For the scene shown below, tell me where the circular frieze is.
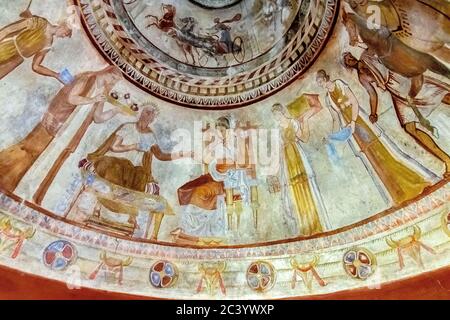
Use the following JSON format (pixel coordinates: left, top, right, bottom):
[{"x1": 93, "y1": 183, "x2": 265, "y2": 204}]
[{"x1": 76, "y1": 0, "x2": 339, "y2": 109}]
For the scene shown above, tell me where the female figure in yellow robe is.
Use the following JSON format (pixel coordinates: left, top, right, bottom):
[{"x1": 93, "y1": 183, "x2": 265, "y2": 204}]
[
  {"x1": 0, "y1": 13, "x2": 72, "y2": 82},
  {"x1": 316, "y1": 70, "x2": 430, "y2": 205},
  {"x1": 272, "y1": 104, "x2": 328, "y2": 236}
]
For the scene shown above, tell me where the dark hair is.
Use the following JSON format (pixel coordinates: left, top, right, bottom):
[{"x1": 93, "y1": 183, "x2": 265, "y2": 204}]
[
  {"x1": 271, "y1": 103, "x2": 284, "y2": 114},
  {"x1": 215, "y1": 116, "x2": 231, "y2": 129},
  {"x1": 316, "y1": 69, "x2": 330, "y2": 81},
  {"x1": 342, "y1": 52, "x2": 357, "y2": 69}
]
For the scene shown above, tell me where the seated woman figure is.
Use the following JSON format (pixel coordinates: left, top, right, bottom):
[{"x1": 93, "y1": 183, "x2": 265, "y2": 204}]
[{"x1": 176, "y1": 117, "x2": 238, "y2": 241}]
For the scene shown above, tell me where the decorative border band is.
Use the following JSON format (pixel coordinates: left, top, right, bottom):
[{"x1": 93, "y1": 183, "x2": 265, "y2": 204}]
[
  {"x1": 76, "y1": 0, "x2": 340, "y2": 109},
  {"x1": 0, "y1": 182, "x2": 447, "y2": 260}
]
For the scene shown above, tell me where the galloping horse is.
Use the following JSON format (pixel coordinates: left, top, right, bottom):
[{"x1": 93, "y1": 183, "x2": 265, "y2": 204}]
[
  {"x1": 146, "y1": 4, "x2": 199, "y2": 64},
  {"x1": 342, "y1": 8, "x2": 450, "y2": 101},
  {"x1": 343, "y1": 6, "x2": 450, "y2": 177},
  {"x1": 344, "y1": 0, "x2": 450, "y2": 63},
  {"x1": 146, "y1": 5, "x2": 243, "y2": 66}
]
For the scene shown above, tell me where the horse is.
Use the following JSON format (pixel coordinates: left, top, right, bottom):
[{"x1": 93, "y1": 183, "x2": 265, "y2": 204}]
[
  {"x1": 146, "y1": 5, "x2": 199, "y2": 65},
  {"x1": 342, "y1": 9, "x2": 450, "y2": 101},
  {"x1": 344, "y1": 0, "x2": 450, "y2": 63}
]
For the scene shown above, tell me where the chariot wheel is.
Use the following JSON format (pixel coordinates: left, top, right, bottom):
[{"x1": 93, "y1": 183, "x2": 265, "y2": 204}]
[{"x1": 232, "y1": 36, "x2": 245, "y2": 64}]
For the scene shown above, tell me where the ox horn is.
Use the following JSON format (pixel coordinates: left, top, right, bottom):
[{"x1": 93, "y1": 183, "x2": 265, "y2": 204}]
[
  {"x1": 24, "y1": 227, "x2": 35, "y2": 239},
  {"x1": 100, "y1": 251, "x2": 106, "y2": 261},
  {"x1": 218, "y1": 261, "x2": 226, "y2": 272},
  {"x1": 0, "y1": 217, "x2": 10, "y2": 228},
  {"x1": 290, "y1": 257, "x2": 298, "y2": 268},
  {"x1": 386, "y1": 237, "x2": 398, "y2": 249},
  {"x1": 122, "y1": 257, "x2": 133, "y2": 267},
  {"x1": 311, "y1": 255, "x2": 319, "y2": 267},
  {"x1": 412, "y1": 226, "x2": 422, "y2": 240}
]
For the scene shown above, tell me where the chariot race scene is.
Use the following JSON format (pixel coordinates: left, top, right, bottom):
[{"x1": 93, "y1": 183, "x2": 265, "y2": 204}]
[{"x1": 126, "y1": 0, "x2": 300, "y2": 67}]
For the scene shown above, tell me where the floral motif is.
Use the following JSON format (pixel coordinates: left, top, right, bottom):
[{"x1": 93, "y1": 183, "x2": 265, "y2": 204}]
[
  {"x1": 43, "y1": 240, "x2": 77, "y2": 271},
  {"x1": 150, "y1": 260, "x2": 178, "y2": 288},
  {"x1": 343, "y1": 248, "x2": 376, "y2": 280},
  {"x1": 247, "y1": 261, "x2": 276, "y2": 292}
]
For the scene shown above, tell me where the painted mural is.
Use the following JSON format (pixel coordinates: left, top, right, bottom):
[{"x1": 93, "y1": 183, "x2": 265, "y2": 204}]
[{"x1": 0, "y1": 0, "x2": 448, "y2": 299}]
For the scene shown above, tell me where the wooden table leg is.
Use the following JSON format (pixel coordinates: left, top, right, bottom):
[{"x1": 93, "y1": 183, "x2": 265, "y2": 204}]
[
  {"x1": 225, "y1": 189, "x2": 234, "y2": 230},
  {"x1": 150, "y1": 212, "x2": 164, "y2": 241},
  {"x1": 251, "y1": 186, "x2": 259, "y2": 229}
]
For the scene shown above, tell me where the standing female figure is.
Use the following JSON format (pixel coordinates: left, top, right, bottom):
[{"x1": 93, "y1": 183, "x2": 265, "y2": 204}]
[{"x1": 272, "y1": 104, "x2": 327, "y2": 236}]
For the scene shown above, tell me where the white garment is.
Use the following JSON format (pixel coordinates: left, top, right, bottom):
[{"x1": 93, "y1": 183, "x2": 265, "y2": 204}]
[
  {"x1": 180, "y1": 201, "x2": 227, "y2": 238},
  {"x1": 179, "y1": 141, "x2": 238, "y2": 238},
  {"x1": 106, "y1": 123, "x2": 156, "y2": 166}
]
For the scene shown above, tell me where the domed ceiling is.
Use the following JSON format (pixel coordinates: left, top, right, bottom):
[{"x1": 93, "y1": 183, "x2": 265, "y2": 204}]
[
  {"x1": 79, "y1": 0, "x2": 338, "y2": 108},
  {"x1": 0, "y1": 0, "x2": 449, "y2": 299}
]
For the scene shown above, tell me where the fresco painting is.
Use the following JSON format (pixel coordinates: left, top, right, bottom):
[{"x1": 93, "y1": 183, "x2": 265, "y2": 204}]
[{"x1": 0, "y1": 0, "x2": 448, "y2": 299}]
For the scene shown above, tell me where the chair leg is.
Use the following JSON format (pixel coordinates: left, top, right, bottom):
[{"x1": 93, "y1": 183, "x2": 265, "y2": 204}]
[
  {"x1": 235, "y1": 201, "x2": 243, "y2": 230},
  {"x1": 150, "y1": 213, "x2": 164, "y2": 241},
  {"x1": 252, "y1": 206, "x2": 258, "y2": 230},
  {"x1": 128, "y1": 214, "x2": 137, "y2": 227},
  {"x1": 225, "y1": 189, "x2": 234, "y2": 230},
  {"x1": 144, "y1": 213, "x2": 154, "y2": 239},
  {"x1": 93, "y1": 202, "x2": 101, "y2": 218},
  {"x1": 227, "y1": 207, "x2": 234, "y2": 231},
  {"x1": 251, "y1": 186, "x2": 259, "y2": 229}
]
